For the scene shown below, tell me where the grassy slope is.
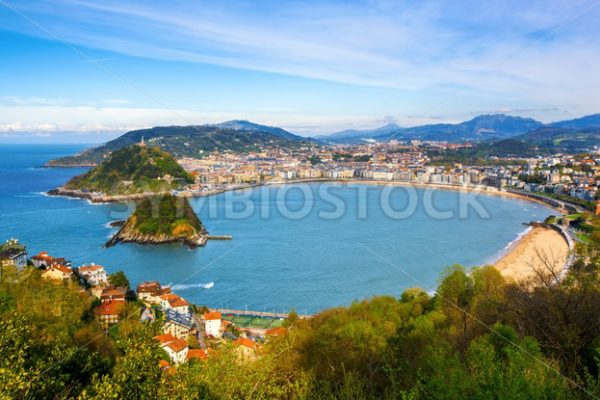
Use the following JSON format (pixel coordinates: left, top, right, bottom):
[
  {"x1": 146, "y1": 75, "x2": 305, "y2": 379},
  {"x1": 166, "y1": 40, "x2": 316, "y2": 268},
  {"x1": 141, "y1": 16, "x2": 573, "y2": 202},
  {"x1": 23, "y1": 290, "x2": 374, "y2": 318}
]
[
  {"x1": 131, "y1": 194, "x2": 204, "y2": 237},
  {"x1": 50, "y1": 125, "x2": 312, "y2": 166},
  {"x1": 64, "y1": 145, "x2": 194, "y2": 195}
]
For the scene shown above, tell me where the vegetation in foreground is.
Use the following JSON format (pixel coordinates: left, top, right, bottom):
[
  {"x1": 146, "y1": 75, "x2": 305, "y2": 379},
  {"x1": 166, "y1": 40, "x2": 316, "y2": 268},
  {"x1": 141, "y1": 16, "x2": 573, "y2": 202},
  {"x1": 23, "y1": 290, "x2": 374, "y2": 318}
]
[
  {"x1": 64, "y1": 145, "x2": 194, "y2": 195},
  {"x1": 4, "y1": 224, "x2": 600, "y2": 399}
]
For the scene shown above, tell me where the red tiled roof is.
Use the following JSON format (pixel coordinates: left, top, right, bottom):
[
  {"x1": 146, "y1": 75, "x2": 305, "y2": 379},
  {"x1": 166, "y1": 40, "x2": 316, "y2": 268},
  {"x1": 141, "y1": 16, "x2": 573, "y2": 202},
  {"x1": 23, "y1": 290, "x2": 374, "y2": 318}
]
[
  {"x1": 101, "y1": 287, "x2": 126, "y2": 298},
  {"x1": 155, "y1": 333, "x2": 177, "y2": 344},
  {"x1": 186, "y1": 349, "x2": 207, "y2": 360},
  {"x1": 234, "y1": 337, "x2": 256, "y2": 349},
  {"x1": 154, "y1": 333, "x2": 188, "y2": 353},
  {"x1": 51, "y1": 264, "x2": 72, "y2": 274},
  {"x1": 160, "y1": 293, "x2": 189, "y2": 308},
  {"x1": 169, "y1": 297, "x2": 189, "y2": 308},
  {"x1": 79, "y1": 265, "x2": 104, "y2": 272},
  {"x1": 32, "y1": 252, "x2": 66, "y2": 265},
  {"x1": 203, "y1": 311, "x2": 221, "y2": 321},
  {"x1": 94, "y1": 300, "x2": 124, "y2": 316},
  {"x1": 137, "y1": 281, "x2": 160, "y2": 293},
  {"x1": 159, "y1": 293, "x2": 179, "y2": 301},
  {"x1": 265, "y1": 327, "x2": 287, "y2": 337}
]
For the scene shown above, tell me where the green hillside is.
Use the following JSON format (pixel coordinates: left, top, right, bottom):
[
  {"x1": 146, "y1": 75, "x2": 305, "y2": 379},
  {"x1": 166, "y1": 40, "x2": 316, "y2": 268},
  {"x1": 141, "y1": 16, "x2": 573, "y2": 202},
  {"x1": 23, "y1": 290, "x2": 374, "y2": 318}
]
[
  {"x1": 48, "y1": 124, "x2": 315, "y2": 166},
  {"x1": 64, "y1": 145, "x2": 194, "y2": 195},
  {"x1": 106, "y1": 194, "x2": 208, "y2": 247},
  {"x1": 512, "y1": 127, "x2": 600, "y2": 154},
  {"x1": 132, "y1": 194, "x2": 204, "y2": 237}
]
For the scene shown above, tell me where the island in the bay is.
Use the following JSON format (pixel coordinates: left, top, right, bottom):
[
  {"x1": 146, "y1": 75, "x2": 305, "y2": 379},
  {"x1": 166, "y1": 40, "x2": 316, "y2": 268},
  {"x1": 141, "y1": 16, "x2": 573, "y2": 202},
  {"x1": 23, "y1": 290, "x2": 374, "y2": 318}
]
[
  {"x1": 106, "y1": 194, "x2": 208, "y2": 247},
  {"x1": 49, "y1": 142, "x2": 210, "y2": 247}
]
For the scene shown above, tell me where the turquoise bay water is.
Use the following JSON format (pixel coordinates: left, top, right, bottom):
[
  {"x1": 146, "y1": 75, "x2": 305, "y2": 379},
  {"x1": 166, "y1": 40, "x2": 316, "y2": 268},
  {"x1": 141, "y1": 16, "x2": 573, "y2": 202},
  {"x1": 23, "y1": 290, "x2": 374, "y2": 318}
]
[{"x1": 0, "y1": 145, "x2": 557, "y2": 314}]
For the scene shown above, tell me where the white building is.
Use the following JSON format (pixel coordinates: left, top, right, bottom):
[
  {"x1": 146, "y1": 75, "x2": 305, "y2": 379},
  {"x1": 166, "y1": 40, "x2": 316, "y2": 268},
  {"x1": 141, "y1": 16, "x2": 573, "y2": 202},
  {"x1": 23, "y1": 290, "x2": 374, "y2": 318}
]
[
  {"x1": 42, "y1": 264, "x2": 73, "y2": 281},
  {"x1": 159, "y1": 293, "x2": 191, "y2": 315},
  {"x1": 203, "y1": 311, "x2": 222, "y2": 338},
  {"x1": 77, "y1": 264, "x2": 108, "y2": 287},
  {"x1": 154, "y1": 334, "x2": 189, "y2": 365}
]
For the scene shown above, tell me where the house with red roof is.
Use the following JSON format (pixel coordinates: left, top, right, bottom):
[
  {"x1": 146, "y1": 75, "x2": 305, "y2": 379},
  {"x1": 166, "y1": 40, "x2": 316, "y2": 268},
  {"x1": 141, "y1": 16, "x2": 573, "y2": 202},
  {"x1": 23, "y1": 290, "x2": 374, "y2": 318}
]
[
  {"x1": 159, "y1": 293, "x2": 190, "y2": 315},
  {"x1": 154, "y1": 333, "x2": 189, "y2": 364},
  {"x1": 203, "y1": 311, "x2": 222, "y2": 338},
  {"x1": 100, "y1": 286, "x2": 127, "y2": 303},
  {"x1": 137, "y1": 281, "x2": 171, "y2": 304},
  {"x1": 186, "y1": 349, "x2": 208, "y2": 362},
  {"x1": 265, "y1": 327, "x2": 287, "y2": 338},
  {"x1": 42, "y1": 264, "x2": 73, "y2": 281},
  {"x1": 77, "y1": 263, "x2": 108, "y2": 287},
  {"x1": 31, "y1": 251, "x2": 69, "y2": 269},
  {"x1": 95, "y1": 300, "x2": 125, "y2": 328},
  {"x1": 233, "y1": 337, "x2": 259, "y2": 360}
]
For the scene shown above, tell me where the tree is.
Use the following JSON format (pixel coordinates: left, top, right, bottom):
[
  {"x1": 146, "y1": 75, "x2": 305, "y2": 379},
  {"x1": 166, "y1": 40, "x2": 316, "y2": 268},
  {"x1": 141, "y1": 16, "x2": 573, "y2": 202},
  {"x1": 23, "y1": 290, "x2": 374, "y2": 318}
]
[
  {"x1": 0, "y1": 314, "x2": 37, "y2": 399},
  {"x1": 283, "y1": 308, "x2": 298, "y2": 327},
  {"x1": 108, "y1": 271, "x2": 130, "y2": 289},
  {"x1": 437, "y1": 265, "x2": 474, "y2": 348},
  {"x1": 81, "y1": 326, "x2": 163, "y2": 399}
]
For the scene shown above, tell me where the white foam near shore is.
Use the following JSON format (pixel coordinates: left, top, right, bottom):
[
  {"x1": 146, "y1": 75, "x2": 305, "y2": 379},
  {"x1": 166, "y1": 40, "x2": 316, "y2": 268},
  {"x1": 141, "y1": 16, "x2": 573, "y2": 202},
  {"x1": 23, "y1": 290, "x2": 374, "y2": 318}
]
[{"x1": 484, "y1": 226, "x2": 533, "y2": 266}]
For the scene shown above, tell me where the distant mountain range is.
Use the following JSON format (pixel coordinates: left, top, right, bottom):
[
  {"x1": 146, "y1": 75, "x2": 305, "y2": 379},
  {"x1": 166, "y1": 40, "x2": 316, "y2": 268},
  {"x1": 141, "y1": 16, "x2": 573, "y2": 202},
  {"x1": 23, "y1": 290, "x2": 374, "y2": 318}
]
[
  {"x1": 317, "y1": 113, "x2": 600, "y2": 145},
  {"x1": 315, "y1": 123, "x2": 402, "y2": 144},
  {"x1": 548, "y1": 114, "x2": 600, "y2": 130},
  {"x1": 48, "y1": 121, "x2": 314, "y2": 166},
  {"x1": 318, "y1": 114, "x2": 544, "y2": 144},
  {"x1": 48, "y1": 114, "x2": 600, "y2": 166}
]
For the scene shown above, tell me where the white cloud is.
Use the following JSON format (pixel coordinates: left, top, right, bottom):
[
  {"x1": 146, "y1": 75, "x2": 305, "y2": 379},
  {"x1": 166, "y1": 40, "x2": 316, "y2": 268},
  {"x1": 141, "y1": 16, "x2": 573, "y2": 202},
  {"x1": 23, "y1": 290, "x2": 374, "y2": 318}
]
[
  {"x1": 2, "y1": 96, "x2": 71, "y2": 106},
  {"x1": 7, "y1": 0, "x2": 599, "y2": 94},
  {"x1": 0, "y1": 104, "x2": 406, "y2": 136},
  {"x1": 2, "y1": 0, "x2": 600, "y2": 128}
]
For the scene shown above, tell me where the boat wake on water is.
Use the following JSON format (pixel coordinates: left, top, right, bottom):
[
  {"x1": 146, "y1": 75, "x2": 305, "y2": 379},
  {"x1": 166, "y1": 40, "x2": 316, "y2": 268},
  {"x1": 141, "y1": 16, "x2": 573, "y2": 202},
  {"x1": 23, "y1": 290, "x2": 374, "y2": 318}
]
[{"x1": 171, "y1": 282, "x2": 215, "y2": 290}]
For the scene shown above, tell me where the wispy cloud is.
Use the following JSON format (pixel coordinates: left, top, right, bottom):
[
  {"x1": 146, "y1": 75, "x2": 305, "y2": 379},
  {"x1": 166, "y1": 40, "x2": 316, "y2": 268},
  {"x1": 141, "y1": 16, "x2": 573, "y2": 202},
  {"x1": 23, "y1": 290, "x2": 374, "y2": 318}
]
[
  {"x1": 2, "y1": 96, "x2": 71, "y2": 106},
  {"x1": 4, "y1": 0, "x2": 599, "y2": 93},
  {"x1": 1, "y1": 0, "x2": 599, "y2": 132},
  {"x1": 0, "y1": 104, "x2": 400, "y2": 136}
]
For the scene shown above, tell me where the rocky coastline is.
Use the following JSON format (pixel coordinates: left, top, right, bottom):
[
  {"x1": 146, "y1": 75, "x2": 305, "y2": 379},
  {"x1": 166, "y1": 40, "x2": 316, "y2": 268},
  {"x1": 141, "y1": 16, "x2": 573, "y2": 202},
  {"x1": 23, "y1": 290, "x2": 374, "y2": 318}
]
[
  {"x1": 105, "y1": 216, "x2": 208, "y2": 248},
  {"x1": 47, "y1": 187, "x2": 169, "y2": 203}
]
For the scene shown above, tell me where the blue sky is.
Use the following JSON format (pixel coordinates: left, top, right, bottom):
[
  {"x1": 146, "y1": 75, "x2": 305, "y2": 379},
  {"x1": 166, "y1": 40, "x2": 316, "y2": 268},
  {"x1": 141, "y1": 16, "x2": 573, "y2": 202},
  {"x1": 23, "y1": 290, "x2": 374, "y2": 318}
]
[{"x1": 0, "y1": 0, "x2": 599, "y2": 142}]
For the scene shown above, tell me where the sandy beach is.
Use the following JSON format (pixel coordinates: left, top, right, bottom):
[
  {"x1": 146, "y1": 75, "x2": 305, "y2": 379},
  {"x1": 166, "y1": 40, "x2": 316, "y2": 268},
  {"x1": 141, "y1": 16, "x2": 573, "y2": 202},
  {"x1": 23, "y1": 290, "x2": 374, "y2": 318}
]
[{"x1": 493, "y1": 226, "x2": 570, "y2": 282}]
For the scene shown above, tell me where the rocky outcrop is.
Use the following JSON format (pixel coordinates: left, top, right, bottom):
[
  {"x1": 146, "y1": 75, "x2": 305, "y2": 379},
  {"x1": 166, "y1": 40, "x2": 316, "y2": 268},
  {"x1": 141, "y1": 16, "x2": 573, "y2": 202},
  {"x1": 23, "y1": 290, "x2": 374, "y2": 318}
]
[
  {"x1": 47, "y1": 187, "x2": 169, "y2": 203},
  {"x1": 105, "y1": 216, "x2": 208, "y2": 248}
]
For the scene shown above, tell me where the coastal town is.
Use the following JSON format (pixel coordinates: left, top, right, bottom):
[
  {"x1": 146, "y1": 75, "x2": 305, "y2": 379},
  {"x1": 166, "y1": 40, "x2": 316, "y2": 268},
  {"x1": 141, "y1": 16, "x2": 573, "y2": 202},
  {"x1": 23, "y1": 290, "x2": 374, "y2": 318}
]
[
  {"x1": 0, "y1": 242, "x2": 292, "y2": 370},
  {"x1": 175, "y1": 140, "x2": 600, "y2": 212}
]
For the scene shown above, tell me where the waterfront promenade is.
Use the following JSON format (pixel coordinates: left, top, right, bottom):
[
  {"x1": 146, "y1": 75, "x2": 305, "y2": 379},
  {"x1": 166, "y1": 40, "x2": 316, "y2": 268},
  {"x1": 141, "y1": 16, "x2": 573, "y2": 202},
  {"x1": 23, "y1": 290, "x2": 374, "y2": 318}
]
[{"x1": 209, "y1": 307, "x2": 312, "y2": 319}]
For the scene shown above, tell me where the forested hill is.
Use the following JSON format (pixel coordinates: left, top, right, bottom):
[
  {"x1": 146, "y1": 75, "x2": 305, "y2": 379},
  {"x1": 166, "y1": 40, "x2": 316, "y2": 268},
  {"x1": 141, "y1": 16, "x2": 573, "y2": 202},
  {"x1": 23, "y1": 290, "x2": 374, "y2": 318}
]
[
  {"x1": 106, "y1": 194, "x2": 208, "y2": 247},
  {"x1": 48, "y1": 123, "x2": 314, "y2": 166},
  {"x1": 63, "y1": 145, "x2": 194, "y2": 195}
]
